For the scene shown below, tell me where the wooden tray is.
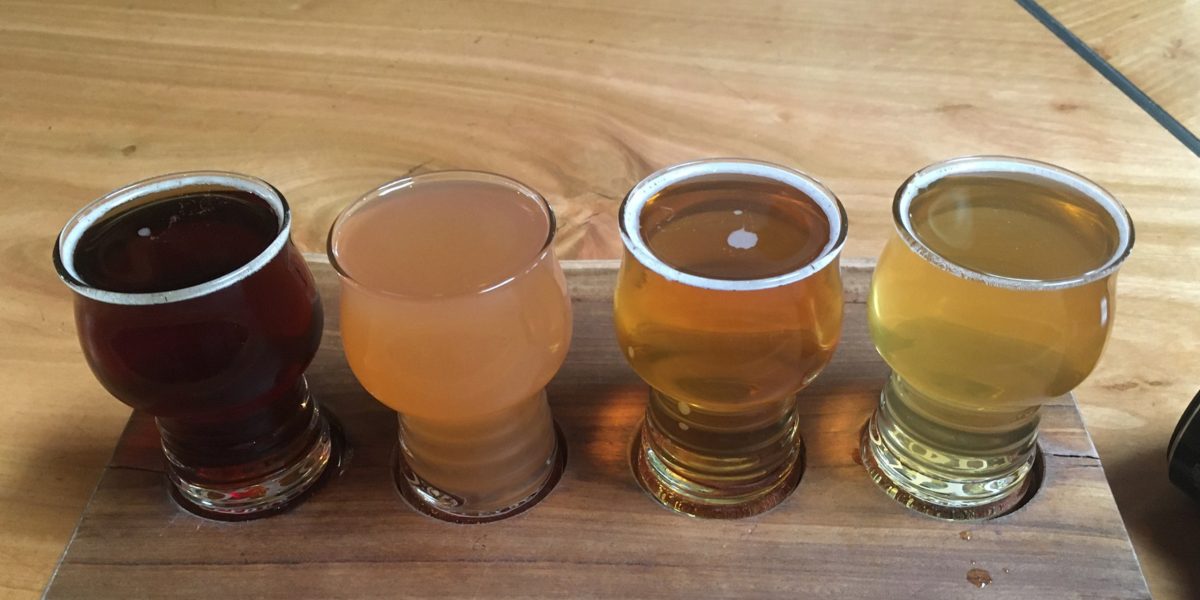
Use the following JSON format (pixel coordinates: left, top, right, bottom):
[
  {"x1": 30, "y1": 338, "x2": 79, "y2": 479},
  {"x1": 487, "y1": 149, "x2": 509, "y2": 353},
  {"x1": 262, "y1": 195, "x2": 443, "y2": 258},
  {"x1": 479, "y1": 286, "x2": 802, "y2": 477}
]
[{"x1": 45, "y1": 257, "x2": 1149, "y2": 599}]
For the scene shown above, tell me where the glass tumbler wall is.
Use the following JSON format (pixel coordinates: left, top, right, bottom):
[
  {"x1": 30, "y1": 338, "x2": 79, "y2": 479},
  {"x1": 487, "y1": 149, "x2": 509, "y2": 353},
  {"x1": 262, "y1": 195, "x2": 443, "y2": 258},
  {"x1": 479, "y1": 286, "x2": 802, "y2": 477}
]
[
  {"x1": 863, "y1": 156, "x2": 1134, "y2": 519},
  {"x1": 329, "y1": 172, "x2": 571, "y2": 523},
  {"x1": 53, "y1": 172, "x2": 340, "y2": 520},
  {"x1": 615, "y1": 159, "x2": 848, "y2": 519}
]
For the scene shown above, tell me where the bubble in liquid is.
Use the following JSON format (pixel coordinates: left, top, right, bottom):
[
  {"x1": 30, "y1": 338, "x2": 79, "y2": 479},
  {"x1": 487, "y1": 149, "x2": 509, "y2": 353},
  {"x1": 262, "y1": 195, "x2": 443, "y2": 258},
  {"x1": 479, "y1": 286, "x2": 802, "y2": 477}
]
[{"x1": 727, "y1": 227, "x2": 758, "y2": 250}]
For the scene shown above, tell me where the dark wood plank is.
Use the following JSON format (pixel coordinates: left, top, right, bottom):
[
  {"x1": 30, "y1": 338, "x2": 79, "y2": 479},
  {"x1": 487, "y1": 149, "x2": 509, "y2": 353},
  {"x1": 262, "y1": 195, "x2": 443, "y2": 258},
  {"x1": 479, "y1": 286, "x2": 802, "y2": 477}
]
[{"x1": 46, "y1": 257, "x2": 1148, "y2": 599}]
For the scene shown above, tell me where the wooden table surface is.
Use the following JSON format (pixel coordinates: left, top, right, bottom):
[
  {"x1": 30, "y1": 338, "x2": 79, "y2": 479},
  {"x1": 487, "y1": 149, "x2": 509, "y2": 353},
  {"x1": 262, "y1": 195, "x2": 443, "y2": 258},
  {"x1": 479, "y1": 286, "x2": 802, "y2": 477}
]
[
  {"x1": 1042, "y1": 0, "x2": 1200, "y2": 134},
  {"x1": 1, "y1": 1, "x2": 1197, "y2": 598}
]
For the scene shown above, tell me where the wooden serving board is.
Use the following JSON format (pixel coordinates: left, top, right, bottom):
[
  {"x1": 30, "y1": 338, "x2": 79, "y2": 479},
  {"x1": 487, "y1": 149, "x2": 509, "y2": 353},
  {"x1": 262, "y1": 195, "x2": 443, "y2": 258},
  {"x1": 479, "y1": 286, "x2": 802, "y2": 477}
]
[{"x1": 45, "y1": 257, "x2": 1149, "y2": 599}]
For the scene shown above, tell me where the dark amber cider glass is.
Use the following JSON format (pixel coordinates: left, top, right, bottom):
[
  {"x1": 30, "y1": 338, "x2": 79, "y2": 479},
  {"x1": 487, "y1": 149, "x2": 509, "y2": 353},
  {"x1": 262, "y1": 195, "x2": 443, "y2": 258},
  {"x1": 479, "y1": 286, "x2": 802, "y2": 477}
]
[{"x1": 53, "y1": 172, "x2": 343, "y2": 520}]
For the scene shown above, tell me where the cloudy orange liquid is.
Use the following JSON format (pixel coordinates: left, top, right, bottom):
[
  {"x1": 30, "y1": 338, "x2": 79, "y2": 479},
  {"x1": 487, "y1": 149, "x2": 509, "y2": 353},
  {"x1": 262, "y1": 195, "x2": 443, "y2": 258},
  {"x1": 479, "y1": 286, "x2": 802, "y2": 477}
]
[{"x1": 331, "y1": 178, "x2": 571, "y2": 514}]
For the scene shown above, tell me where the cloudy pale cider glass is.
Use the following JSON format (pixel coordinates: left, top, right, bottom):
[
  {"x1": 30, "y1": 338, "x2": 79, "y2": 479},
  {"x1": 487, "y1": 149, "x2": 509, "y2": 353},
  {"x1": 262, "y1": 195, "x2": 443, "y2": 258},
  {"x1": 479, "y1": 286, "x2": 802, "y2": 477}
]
[
  {"x1": 862, "y1": 156, "x2": 1134, "y2": 519},
  {"x1": 615, "y1": 159, "x2": 848, "y2": 518},
  {"x1": 329, "y1": 171, "x2": 570, "y2": 523}
]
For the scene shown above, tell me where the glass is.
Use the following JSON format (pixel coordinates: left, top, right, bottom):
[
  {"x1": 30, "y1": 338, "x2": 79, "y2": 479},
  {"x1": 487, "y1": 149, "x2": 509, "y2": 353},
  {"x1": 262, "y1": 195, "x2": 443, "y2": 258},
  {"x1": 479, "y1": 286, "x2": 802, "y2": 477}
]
[
  {"x1": 862, "y1": 156, "x2": 1134, "y2": 519},
  {"x1": 615, "y1": 158, "x2": 848, "y2": 518},
  {"x1": 53, "y1": 172, "x2": 344, "y2": 520},
  {"x1": 328, "y1": 171, "x2": 570, "y2": 523}
]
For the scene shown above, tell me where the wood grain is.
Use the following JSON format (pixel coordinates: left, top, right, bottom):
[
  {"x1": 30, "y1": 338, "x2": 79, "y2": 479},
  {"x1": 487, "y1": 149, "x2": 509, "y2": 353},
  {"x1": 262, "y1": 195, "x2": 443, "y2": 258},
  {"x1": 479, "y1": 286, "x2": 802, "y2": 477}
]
[
  {"x1": 1040, "y1": 0, "x2": 1200, "y2": 134},
  {"x1": 43, "y1": 258, "x2": 1149, "y2": 600},
  {"x1": 1, "y1": 1, "x2": 1198, "y2": 598}
]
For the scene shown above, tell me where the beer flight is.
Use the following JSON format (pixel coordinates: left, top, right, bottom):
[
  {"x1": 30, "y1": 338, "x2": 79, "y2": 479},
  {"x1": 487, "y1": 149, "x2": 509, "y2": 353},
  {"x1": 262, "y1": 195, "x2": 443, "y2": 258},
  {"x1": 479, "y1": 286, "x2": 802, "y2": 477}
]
[{"x1": 52, "y1": 156, "x2": 1133, "y2": 523}]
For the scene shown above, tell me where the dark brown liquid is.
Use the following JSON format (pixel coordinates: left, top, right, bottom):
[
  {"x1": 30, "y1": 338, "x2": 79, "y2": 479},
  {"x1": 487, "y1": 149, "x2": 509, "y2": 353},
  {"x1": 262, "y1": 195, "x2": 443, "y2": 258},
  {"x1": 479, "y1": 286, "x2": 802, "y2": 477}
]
[
  {"x1": 69, "y1": 190, "x2": 323, "y2": 483},
  {"x1": 640, "y1": 178, "x2": 831, "y2": 280},
  {"x1": 73, "y1": 191, "x2": 278, "y2": 292}
]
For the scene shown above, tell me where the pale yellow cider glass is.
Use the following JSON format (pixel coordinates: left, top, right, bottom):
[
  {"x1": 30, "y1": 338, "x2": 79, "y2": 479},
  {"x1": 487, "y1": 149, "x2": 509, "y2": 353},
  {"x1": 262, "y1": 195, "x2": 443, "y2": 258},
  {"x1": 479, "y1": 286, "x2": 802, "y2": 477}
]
[{"x1": 862, "y1": 156, "x2": 1134, "y2": 520}]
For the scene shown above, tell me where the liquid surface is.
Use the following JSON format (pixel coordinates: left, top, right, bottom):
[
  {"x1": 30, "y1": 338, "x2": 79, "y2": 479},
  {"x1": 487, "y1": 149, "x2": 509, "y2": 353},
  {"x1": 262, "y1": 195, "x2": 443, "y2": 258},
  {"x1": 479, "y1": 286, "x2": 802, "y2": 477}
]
[
  {"x1": 641, "y1": 179, "x2": 831, "y2": 280},
  {"x1": 908, "y1": 173, "x2": 1120, "y2": 281},
  {"x1": 73, "y1": 191, "x2": 278, "y2": 293},
  {"x1": 331, "y1": 180, "x2": 550, "y2": 297}
]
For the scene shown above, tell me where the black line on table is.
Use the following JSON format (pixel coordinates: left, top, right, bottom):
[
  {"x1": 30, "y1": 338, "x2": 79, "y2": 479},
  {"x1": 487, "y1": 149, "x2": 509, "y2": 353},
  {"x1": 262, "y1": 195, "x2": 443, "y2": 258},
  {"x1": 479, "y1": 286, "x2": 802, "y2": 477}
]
[{"x1": 1016, "y1": 0, "x2": 1200, "y2": 158}]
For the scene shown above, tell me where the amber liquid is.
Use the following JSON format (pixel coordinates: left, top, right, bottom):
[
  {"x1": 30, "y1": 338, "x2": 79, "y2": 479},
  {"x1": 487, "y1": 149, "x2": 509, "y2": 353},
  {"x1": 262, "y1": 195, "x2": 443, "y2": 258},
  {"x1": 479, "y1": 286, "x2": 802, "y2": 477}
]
[
  {"x1": 332, "y1": 179, "x2": 570, "y2": 514},
  {"x1": 867, "y1": 172, "x2": 1122, "y2": 510},
  {"x1": 615, "y1": 177, "x2": 842, "y2": 515}
]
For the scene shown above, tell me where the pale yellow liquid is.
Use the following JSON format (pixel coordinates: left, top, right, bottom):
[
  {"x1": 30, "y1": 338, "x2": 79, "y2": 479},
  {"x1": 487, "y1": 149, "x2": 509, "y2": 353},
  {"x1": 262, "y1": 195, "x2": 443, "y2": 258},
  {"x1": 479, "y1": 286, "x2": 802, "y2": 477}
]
[
  {"x1": 871, "y1": 174, "x2": 1119, "y2": 410},
  {"x1": 332, "y1": 180, "x2": 571, "y2": 513},
  {"x1": 615, "y1": 179, "x2": 842, "y2": 509},
  {"x1": 865, "y1": 172, "x2": 1123, "y2": 512}
]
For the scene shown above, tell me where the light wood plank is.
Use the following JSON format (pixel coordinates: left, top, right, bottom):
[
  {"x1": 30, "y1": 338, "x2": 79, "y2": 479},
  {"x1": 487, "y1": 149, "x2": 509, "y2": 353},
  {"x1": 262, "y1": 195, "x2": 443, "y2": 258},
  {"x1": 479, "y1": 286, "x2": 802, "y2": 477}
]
[{"x1": 1042, "y1": 0, "x2": 1200, "y2": 135}]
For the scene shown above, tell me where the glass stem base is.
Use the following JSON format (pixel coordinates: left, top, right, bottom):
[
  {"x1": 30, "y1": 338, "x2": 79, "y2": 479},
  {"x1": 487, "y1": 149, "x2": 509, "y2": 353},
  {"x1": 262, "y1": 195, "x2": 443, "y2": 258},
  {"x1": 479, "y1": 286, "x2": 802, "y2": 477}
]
[
  {"x1": 167, "y1": 387, "x2": 343, "y2": 521},
  {"x1": 631, "y1": 387, "x2": 805, "y2": 519},
  {"x1": 392, "y1": 390, "x2": 566, "y2": 524},
  {"x1": 861, "y1": 373, "x2": 1038, "y2": 520},
  {"x1": 394, "y1": 423, "x2": 566, "y2": 524}
]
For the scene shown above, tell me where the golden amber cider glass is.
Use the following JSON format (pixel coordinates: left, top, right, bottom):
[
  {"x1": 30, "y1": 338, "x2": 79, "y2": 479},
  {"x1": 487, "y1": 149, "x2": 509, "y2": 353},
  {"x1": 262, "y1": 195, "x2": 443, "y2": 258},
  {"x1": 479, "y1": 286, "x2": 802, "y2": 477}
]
[{"x1": 614, "y1": 159, "x2": 848, "y2": 519}]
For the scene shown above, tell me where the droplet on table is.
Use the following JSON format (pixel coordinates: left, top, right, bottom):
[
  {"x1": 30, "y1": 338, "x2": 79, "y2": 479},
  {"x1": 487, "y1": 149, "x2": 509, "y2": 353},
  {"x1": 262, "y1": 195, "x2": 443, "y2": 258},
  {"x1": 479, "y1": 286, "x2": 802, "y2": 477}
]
[{"x1": 967, "y1": 568, "x2": 993, "y2": 588}]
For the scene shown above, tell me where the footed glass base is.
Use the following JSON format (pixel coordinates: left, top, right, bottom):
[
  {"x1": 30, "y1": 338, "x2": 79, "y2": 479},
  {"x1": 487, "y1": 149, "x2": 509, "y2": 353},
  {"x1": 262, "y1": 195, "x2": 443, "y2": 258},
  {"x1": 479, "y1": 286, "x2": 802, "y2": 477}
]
[
  {"x1": 630, "y1": 416, "x2": 805, "y2": 520},
  {"x1": 864, "y1": 403, "x2": 1041, "y2": 520},
  {"x1": 393, "y1": 423, "x2": 567, "y2": 524},
  {"x1": 168, "y1": 399, "x2": 345, "y2": 521}
]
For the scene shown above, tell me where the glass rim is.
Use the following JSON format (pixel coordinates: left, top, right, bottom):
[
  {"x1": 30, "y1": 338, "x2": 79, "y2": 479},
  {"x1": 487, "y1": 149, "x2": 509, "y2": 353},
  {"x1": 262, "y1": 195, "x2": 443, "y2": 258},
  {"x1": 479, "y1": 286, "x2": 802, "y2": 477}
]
[
  {"x1": 53, "y1": 171, "x2": 292, "y2": 306},
  {"x1": 893, "y1": 155, "x2": 1135, "y2": 291},
  {"x1": 326, "y1": 170, "x2": 557, "y2": 300},
  {"x1": 617, "y1": 158, "x2": 848, "y2": 292}
]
